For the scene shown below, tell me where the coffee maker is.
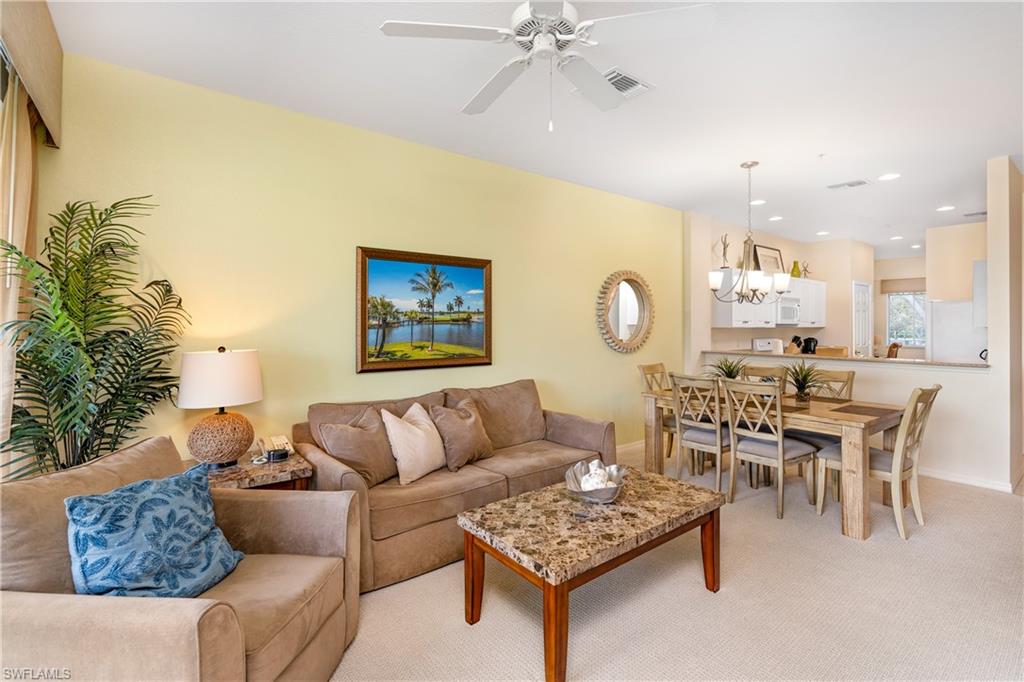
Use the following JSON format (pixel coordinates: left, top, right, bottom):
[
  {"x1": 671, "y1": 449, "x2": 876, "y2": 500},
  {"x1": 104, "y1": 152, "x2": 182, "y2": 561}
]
[{"x1": 801, "y1": 337, "x2": 819, "y2": 354}]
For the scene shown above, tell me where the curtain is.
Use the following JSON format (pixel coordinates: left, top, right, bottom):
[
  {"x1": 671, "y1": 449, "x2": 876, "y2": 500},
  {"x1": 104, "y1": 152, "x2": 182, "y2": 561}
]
[{"x1": 0, "y1": 71, "x2": 37, "y2": 464}]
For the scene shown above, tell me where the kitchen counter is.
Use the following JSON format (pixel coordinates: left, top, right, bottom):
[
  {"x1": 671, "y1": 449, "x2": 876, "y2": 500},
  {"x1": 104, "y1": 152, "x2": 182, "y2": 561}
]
[{"x1": 703, "y1": 349, "x2": 989, "y2": 370}]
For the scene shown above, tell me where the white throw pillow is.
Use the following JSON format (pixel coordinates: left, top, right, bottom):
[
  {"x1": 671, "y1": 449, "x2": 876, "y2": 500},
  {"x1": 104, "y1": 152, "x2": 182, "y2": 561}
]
[{"x1": 380, "y1": 402, "x2": 446, "y2": 485}]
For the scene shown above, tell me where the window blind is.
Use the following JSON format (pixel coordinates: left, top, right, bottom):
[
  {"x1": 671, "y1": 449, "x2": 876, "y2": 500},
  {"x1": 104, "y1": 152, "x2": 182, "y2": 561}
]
[{"x1": 880, "y1": 277, "x2": 926, "y2": 294}]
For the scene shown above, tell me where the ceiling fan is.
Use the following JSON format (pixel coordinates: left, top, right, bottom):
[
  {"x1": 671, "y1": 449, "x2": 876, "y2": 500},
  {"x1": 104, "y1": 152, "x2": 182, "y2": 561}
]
[{"x1": 379, "y1": 1, "x2": 708, "y2": 118}]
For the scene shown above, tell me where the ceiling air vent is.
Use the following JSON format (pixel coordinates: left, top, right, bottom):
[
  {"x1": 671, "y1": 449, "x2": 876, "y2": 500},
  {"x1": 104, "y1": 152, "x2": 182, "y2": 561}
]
[
  {"x1": 963, "y1": 210, "x2": 987, "y2": 218},
  {"x1": 603, "y1": 68, "x2": 651, "y2": 99},
  {"x1": 826, "y1": 179, "x2": 870, "y2": 190}
]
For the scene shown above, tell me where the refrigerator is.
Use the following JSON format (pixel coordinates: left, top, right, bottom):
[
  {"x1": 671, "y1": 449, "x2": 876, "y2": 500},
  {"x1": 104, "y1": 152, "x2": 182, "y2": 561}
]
[{"x1": 927, "y1": 261, "x2": 988, "y2": 363}]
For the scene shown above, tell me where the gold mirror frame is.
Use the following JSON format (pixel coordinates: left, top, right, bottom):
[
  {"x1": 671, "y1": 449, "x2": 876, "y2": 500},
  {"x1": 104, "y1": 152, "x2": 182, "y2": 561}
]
[{"x1": 596, "y1": 270, "x2": 655, "y2": 353}]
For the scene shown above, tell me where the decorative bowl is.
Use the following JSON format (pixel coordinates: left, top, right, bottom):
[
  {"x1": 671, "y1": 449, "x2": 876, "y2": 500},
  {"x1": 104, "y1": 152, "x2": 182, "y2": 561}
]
[{"x1": 565, "y1": 461, "x2": 627, "y2": 504}]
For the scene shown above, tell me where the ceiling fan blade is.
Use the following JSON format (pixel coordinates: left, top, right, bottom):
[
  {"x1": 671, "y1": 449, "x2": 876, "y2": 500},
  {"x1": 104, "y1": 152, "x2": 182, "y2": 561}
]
[
  {"x1": 558, "y1": 53, "x2": 623, "y2": 111},
  {"x1": 529, "y1": 1, "x2": 566, "y2": 20},
  {"x1": 462, "y1": 57, "x2": 531, "y2": 115},
  {"x1": 379, "y1": 21, "x2": 512, "y2": 42},
  {"x1": 584, "y1": 2, "x2": 710, "y2": 26}
]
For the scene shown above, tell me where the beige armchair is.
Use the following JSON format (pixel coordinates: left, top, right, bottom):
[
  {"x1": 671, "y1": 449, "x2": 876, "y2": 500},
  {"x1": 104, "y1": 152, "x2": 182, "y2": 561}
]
[{"x1": 1, "y1": 436, "x2": 359, "y2": 681}]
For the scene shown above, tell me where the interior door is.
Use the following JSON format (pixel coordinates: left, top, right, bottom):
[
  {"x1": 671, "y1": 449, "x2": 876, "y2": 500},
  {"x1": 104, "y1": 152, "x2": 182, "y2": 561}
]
[{"x1": 852, "y1": 281, "x2": 872, "y2": 357}]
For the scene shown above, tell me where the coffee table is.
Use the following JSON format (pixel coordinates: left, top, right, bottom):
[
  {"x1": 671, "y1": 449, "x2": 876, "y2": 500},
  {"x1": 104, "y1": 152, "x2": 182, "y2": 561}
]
[{"x1": 457, "y1": 467, "x2": 725, "y2": 682}]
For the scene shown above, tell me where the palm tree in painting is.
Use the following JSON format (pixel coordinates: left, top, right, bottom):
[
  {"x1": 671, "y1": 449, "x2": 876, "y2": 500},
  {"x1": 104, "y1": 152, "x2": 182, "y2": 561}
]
[
  {"x1": 453, "y1": 295, "x2": 464, "y2": 320},
  {"x1": 405, "y1": 309, "x2": 419, "y2": 349},
  {"x1": 446, "y1": 302, "x2": 454, "y2": 315},
  {"x1": 409, "y1": 264, "x2": 454, "y2": 351},
  {"x1": 369, "y1": 296, "x2": 399, "y2": 358}
]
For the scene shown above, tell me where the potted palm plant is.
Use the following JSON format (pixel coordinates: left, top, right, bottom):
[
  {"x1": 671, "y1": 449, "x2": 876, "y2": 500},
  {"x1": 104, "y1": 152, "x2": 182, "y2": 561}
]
[
  {"x1": 0, "y1": 197, "x2": 188, "y2": 480},
  {"x1": 706, "y1": 356, "x2": 747, "y2": 379},
  {"x1": 786, "y1": 360, "x2": 823, "y2": 405}
]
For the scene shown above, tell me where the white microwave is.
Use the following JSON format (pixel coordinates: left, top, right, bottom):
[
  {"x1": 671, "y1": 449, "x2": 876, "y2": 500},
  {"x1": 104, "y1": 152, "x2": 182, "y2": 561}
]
[{"x1": 777, "y1": 297, "x2": 800, "y2": 325}]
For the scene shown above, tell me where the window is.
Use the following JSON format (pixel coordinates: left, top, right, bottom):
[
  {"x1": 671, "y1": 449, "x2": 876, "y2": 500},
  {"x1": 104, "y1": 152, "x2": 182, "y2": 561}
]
[{"x1": 886, "y1": 292, "x2": 926, "y2": 347}]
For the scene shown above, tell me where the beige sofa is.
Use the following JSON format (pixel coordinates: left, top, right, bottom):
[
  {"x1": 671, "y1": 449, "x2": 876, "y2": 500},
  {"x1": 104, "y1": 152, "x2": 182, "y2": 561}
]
[
  {"x1": 292, "y1": 379, "x2": 615, "y2": 593},
  {"x1": 0, "y1": 436, "x2": 359, "y2": 681}
]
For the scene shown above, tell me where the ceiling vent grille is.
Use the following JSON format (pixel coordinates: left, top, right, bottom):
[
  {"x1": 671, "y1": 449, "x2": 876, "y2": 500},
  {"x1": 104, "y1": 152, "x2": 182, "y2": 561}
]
[
  {"x1": 826, "y1": 179, "x2": 870, "y2": 190},
  {"x1": 963, "y1": 210, "x2": 987, "y2": 218},
  {"x1": 603, "y1": 68, "x2": 651, "y2": 99}
]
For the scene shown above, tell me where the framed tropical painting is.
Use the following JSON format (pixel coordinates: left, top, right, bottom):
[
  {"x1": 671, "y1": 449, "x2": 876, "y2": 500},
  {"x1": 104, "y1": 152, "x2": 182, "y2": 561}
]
[{"x1": 356, "y1": 247, "x2": 492, "y2": 372}]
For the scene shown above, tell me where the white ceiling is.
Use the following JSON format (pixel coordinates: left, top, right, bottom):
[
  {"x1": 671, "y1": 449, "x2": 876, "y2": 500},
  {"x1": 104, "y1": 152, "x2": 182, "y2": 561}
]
[{"x1": 49, "y1": 2, "x2": 1023, "y2": 258}]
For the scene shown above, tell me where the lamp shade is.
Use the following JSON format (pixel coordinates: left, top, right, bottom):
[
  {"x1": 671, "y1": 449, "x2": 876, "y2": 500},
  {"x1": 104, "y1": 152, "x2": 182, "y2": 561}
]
[{"x1": 177, "y1": 349, "x2": 263, "y2": 409}]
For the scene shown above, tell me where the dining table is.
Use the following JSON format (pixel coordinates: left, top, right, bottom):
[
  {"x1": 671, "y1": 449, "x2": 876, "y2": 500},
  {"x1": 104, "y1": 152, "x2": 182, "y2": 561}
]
[{"x1": 642, "y1": 390, "x2": 906, "y2": 541}]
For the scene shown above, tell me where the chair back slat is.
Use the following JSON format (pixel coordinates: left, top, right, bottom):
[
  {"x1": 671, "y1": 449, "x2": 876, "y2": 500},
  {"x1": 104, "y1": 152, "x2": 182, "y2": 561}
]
[
  {"x1": 742, "y1": 365, "x2": 789, "y2": 392},
  {"x1": 891, "y1": 384, "x2": 941, "y2": 475},
  {"x1": 668, "y1": 373, "x2": 721, "y2": 430},
  {"x1": 638, "y1": 363, "x2": 670, "y2": 392},
  {"x1": 721, "y1": 378, "x2": 784, "y2": 442},
  {"x1": 810, "y1": 370, "x2": 856, "y2": 399}
]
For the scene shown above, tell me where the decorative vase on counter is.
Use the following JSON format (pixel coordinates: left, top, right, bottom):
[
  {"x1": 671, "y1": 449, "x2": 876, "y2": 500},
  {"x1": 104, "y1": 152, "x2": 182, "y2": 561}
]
[{"x1": 790, "y1": 260, "x2": 802, "y2": 278}]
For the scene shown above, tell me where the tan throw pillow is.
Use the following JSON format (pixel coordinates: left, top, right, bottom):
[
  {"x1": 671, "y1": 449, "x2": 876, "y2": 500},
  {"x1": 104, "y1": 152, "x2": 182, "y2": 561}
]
[
  {"x1": 430, "y1": 400, "x2": 494, "y2": 472},
  {"x1": 381, "y1": 403, "x2": 446, "y2": 485},
  {"x1": 318, "y1": 408, "x2": 397, "y2": 487}
]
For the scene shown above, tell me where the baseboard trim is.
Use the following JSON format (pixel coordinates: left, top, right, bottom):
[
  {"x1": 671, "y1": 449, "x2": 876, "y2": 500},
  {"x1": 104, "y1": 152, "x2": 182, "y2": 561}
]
[{"x1": 916, "y1": 467, "x2": 1013, "y2": 493}]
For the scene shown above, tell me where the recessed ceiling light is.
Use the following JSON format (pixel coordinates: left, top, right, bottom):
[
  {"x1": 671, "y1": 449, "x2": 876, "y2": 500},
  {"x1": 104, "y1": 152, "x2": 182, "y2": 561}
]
[
  {"x1": 911, "y1": 244, "x2": 922, "y2": 249},
  {"x1": 749, "y1": 199, "x2": 767, "y2": 206},
  {"x1": 877, "y1": 173, "x2": 901, "y2": 181},
  {"x1": 815, "y1": 231, "x2": 830, "y2": 236},
  {"x1": 890, "y1": 236, "x2": 903, "y2": 241},
  {"x1": 768, "y1": 216, "x2": 783, "y2": 222},
  {"x1": 936, "y1": 205, "x2": 956, "y2": 212}
]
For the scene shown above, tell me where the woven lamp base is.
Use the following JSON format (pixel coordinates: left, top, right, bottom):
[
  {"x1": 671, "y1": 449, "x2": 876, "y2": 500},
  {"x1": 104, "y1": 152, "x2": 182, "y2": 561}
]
[{"x1": 187, "y1": 411, "x2": 254, "y2": 468}]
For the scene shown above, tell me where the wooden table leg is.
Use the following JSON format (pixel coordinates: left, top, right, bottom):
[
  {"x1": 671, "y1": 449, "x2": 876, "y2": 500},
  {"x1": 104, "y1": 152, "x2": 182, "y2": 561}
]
[
  {"x1": 543, "y1": 582, "x2": 569, "y2": 682},
  {"x1": 881, "y1": 426, "x2": 910, "y2": 508},
  {"x1": 644, "y1": 393, "x2": 664, "y2": 475},
  {"x1": 464, "y1": 531, "x2": 484, "y2": 624},
  {"x1": 840, "y1": 425, "x2": 871, "y2": 540},
  {"x1": 700, "y1": 508, "x2": 720, "y2": 592}
]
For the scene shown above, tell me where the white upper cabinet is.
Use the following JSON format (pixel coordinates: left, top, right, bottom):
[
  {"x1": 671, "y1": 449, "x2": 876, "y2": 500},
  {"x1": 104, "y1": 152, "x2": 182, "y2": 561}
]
[
  {"x1": 775, "y1": 278, "x2": 827, "y2": 328},
  {"x1": 710, "y1": 269, "x2": 779, "y2": 328}
]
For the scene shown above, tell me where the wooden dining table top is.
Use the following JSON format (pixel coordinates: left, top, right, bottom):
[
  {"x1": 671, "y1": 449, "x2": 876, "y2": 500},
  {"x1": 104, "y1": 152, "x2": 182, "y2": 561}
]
[{"x1": 642, "y1": 390, "x2": 905, "y2": 433}]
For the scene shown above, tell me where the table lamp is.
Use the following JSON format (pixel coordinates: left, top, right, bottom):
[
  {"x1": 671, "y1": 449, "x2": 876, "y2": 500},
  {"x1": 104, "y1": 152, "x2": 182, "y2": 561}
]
[{"x1": 178, "y1": 347, "x2": 263, "y2": 469}]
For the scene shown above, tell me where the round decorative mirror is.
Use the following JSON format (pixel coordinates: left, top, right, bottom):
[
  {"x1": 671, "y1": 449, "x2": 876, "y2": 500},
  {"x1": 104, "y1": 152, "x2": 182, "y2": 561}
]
[{"x1": 596, "y1": 271, "x2": 654, "y2": 353}]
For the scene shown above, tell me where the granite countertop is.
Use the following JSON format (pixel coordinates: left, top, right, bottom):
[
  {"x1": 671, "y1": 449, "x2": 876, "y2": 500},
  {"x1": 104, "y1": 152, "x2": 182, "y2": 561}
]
[
  {"x1": 457, "y1": 468, "x2": 724, "y2": 585},
  {"x1": 194, "y1": 448, "x2": 313, "y2": 489},
  {"x1": 703, "y1": 348, "x2": 989, "y2": 369}
]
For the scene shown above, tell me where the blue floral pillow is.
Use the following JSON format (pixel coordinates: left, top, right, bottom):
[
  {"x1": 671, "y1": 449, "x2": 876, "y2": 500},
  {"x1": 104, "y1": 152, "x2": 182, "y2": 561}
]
[{"x1": 64, "y1": 465, "x2": 243, "y2": 597}]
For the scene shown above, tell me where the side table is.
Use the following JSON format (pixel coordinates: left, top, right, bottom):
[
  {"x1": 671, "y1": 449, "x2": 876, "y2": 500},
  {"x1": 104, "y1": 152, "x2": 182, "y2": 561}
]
[{"x1": 187, "y1": 448, "x2": 313, "y2": 491}]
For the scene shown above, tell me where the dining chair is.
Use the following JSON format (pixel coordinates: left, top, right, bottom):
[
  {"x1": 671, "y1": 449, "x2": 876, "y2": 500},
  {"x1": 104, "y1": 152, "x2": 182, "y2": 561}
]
[
  {"x1": 815, "y1": 385, "x2": 941, "y2": 539},
  {"x1": 787, "y1": 370, "x2": 856, "y2": 448},
  {"x1": 886, "y1": 342, "x2": 902, "y2": 358},
  {"x1": 668, "y1": 373, "x2": 729, "y2": 492},
  {"x1": 638, "y1": 363, "x2": 676, "y2": 461},
  {"x1": 722, "y1": 378, "x2": 817, "y2": 519},
  {"x1": 741, "y1": 365, "x2": 789, "y2": 388}
]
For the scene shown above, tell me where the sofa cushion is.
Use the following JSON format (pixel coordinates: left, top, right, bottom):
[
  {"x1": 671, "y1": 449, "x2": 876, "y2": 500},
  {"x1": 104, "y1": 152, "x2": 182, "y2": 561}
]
[
  {"x1": 200, "y1": 553, "x2": 344, "y2": 681},
  {"x1": 381, "y1": 403, "x2": 446, "y2": 485},
  {"x1": 64, "y1": 464, "x2": 243, "y2": 597},
  {"x1": 308, "y1": 391, "x2": 445, "y2": 451},
  {"x1": 430, "y1": 399, "x2": 494, "y2": 472},
  {"x1": 444, "y1": 379, "x2": 545, "y2": 449},
  {"x1": 319, "y1": 409, "x2": 396, "y2": 487},
  {"x1": 473, "y1": 440, "x2": 599, "y2": 497},
  {"x1": 0, "y1": 436, "x2": 184, "y2": 595},
  {"x1": 367, "y1": 465, "x2": 507, "y2": 541}
]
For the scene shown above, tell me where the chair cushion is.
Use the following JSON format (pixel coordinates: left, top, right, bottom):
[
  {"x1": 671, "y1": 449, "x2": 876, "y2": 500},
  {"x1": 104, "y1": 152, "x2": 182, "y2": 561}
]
[
  {"x1": 818, "y1": 444, "x2": 913, "y2": 471},
  {"x1": 472, "y1": 440, "x2": 599, "y2": 496},
  {"x1": 367, "y1": 465, "x2": 507, "y2": 540},
  {"x1": 681, "y1": 425, "x2": 729, "y2": 447},
  {"x1": 0, "y1": 436, "x2": 184, "y2": 595},
  {"x1": 430, "y1": 399, "x2": 494, "y2": 471},
  {"x1": 736, "y1": 437, "x2": 816, "y2": 460},
  {"x1": 786, "y1": 429, "x2": 841, "y2": 450},
  {"x1": 444, "y1": 379, "x2": 545, "y2": 449},
  {"x1": 200, "y1": 553, "x2": 344, "y2": 681},
  {"x1": 381, "y1": 403, "x2": 446, "y2": 485},
  {"x1": 64, "y1": 464, "x2": 243, "y2": 598}
]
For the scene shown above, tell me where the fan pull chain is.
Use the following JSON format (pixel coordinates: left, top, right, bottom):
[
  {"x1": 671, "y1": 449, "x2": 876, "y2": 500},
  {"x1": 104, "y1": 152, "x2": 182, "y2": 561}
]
[{"x1": 547, "y1": 60, "x2": 553, "y2": 132}]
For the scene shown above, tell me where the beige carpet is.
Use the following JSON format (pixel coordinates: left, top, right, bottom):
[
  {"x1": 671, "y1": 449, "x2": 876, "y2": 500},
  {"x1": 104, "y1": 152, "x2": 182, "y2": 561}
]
[{"x1": 333, "y1": 455, "x2": 1023, "y2": 681}]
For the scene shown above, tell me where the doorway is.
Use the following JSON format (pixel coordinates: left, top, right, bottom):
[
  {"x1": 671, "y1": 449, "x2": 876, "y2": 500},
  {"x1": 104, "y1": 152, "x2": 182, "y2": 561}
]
[{"x1": 852, "y1": 281, "x2": 873, "y2": 358}]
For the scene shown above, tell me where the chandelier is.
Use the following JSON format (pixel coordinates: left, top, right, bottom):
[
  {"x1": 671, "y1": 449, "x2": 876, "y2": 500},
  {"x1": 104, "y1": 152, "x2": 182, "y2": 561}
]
[{"x1": 708, "y1": 161, "x2": 790, "y2": 304}]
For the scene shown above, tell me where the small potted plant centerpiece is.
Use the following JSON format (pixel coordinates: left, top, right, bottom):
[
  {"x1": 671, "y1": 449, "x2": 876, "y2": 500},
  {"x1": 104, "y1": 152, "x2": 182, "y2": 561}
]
[
  {"x1": 786, "y1": 360, "x2": 823, "y2": 406},
  {"x1": 706, "y1": 356, "x2": 747, "y2": 380}
]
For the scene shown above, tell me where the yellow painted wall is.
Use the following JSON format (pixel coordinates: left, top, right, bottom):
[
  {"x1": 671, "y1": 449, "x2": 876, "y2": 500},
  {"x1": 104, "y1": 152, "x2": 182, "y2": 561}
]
[
  {"x1": 38, "y1": 55, "x2": 684, "y2": 454},
  {"x1": 925, "y1": 221, "x2": 987, "y2": 301}
]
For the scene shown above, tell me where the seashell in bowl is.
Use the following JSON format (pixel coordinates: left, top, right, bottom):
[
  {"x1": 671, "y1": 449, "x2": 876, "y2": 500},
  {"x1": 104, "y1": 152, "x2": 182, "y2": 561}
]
[{"x1": 565, "y1": 460, "x2": 627, "y2": 504}]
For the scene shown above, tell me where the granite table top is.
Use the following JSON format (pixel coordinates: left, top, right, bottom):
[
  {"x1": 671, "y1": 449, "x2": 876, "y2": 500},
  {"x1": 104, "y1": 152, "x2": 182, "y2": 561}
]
[
  {"x1": 192, "y1": 448, "x2": 313, "y2": 489},
  {"x1": 457, "y1": 467, "x2": 725, "y2": 585}
]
